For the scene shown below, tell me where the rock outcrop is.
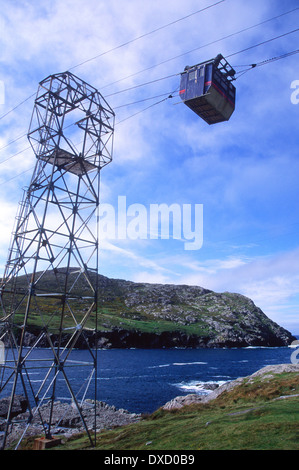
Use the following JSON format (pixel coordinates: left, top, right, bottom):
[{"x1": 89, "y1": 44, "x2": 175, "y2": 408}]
[
  {"x1": 1, "y1": 270, "x2": 296, "y2": 349},
  {"x1": 0, "y1": 395, "x2": 28, "y2": 418},
  {"x1": 162, "y1": 363, "x2": 299, "y2": 410},
  {"x1": 95, "y1": 276, "x2": 296, "y2": 348},
  {"x1": 0, "y1": 399, "x2": 141, "y2": 448}
]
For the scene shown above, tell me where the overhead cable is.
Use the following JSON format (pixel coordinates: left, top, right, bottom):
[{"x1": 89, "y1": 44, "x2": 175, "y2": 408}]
[
  {"x1": 68, "y1": 0, "x2": 226, "y2": 72},
  {"x1": 0, "y1": 93, "x2": 35, "y2": 122},
  {"x1": 104, "y1": 28, "x2": 299, "y2": 98},
  {"x1": 101, "y1": 7, "x2": 299, "y2": 91},
  {"x1": 234, "y1": 49, "x2": 299, "y2": 78},
  {"x1": 0, "y1": 0, "x2": 224, "y2": 123},
  {"x1": 116, "y1": 92, "x2": 176, "y2": 125},
  {"x1": 0, "y1": 5, "x2": 297, "y2": 124},
  {"x1": 1, "y1": 41, "x2": 298, "y2": 163},
  {"x1": 254, "y1": 49, "x2": 299, "y2": 67},
  {"x1": 227, "y1": 28, "x2": 299, "y2": 59}
]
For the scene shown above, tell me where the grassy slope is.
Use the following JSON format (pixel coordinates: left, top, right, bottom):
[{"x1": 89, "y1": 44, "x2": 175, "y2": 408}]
[
  {"x1": 5, "y1": 272, "x2": 293, "y2": 343},
  {"x1": 47, "y1": 370, "x2": 299, "y2": 451}
]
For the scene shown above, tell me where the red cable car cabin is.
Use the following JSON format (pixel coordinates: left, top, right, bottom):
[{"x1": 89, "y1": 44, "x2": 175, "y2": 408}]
[{"x1": 179, "y1": 54, "x2": 236, "y2": 125}]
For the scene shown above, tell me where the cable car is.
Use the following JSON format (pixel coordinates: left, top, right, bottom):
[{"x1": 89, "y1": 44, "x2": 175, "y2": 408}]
[{"x1": 179, "y1": 54, "x2": 236, "y2": 125}]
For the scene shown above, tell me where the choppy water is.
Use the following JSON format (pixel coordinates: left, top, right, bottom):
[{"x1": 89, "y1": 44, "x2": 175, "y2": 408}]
[{"x1": 1, "y1": 346, "x2": 296, "y2": 414}]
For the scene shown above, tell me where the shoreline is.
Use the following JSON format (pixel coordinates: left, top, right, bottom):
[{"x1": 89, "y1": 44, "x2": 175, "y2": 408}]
[
  {"x1": 10, "y1": 327, "x2": 296, "y2": 350},
  {"x1": 0, "y1": 399, "x2": 142, "y2": 449},
  {"x1": 1, "y1": 363, "x2": 298, "y2": 449}
]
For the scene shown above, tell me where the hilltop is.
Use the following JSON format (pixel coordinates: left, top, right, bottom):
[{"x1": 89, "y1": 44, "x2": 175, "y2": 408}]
[
  {"x1": 4, "y1": 269, "x2": 294, "y2": 349},
  {"x1": 94, "y1": 275, "x2": 295, "y2": 348}
]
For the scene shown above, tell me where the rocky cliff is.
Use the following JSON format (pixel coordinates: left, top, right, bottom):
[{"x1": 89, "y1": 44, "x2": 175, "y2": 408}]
[
  {"x1": 94, "y1": 276, "x2": 295, "y2": 348},
  {"x1": 3, "y1": 270, "x2": 295, "y2": 348}
]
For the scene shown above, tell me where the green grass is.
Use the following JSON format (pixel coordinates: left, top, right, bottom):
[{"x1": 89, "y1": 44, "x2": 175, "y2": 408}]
[
  {"x1": 97, "y1": 308, "x2": 208, "y2": 336},
  {"x1": 35, "y1": 371, "x2": 299, "y2": 451},
  {"x1": 2, "y1": 273, "x2": 271, "y2": 340},
  {"x1": 6, "y1": 295, "x2": 211, "y2": 338},
  {"x1": 57, "y1": 398, "x2": 299, "y2": 451}
]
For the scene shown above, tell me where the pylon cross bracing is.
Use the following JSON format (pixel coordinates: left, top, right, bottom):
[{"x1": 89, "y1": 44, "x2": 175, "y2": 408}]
[{"x1": 0, "y1": 71, "x2": 115, "y2": 449}]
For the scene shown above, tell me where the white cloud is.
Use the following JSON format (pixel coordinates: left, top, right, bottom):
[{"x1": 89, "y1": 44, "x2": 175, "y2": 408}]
[
  {"x1": 173, "y1": 248, "x2": 299, "y2": 329},
  {"x1": 105, "y1": 244, "x2": 299, "y2": 330},
  {"x1": 0, "y1": 199, "x2": 18, "y2": 267},
  {"x1": 0, "y1": 0, "x2": 298, "y2": 334}
]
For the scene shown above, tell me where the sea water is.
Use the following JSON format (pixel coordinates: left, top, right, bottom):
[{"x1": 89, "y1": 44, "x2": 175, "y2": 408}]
[
  {"x1": 94, "y1": 346, "x2": 295, "y2": 413},
  {"x1": 0, "y1": 346, "x2": 295, "y2": 414}
]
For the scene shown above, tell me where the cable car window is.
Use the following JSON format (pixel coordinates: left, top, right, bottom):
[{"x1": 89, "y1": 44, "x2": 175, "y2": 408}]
[{"x1": 188, "y1": 71, "x2": 197, "y2": 81}]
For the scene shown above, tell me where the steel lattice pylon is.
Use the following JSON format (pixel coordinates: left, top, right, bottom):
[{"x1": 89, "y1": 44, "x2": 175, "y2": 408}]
[{"x1": 0, "y1": 72, "x2": 114, "y2": 449}]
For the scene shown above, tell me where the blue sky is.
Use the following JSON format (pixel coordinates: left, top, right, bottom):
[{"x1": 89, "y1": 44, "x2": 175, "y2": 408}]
[{"x1": 0, "y1": 0, "x2": 299, "y2": 334}]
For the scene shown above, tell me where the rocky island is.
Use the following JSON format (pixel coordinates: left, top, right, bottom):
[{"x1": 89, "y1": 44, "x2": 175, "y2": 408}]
[{"x1": 8, "y1": 270, "x2": 294, "y2": 349}]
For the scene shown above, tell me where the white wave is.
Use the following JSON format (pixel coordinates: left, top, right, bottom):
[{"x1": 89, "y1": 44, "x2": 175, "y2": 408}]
[
  {"x1": 148, "y1": 361, "x2": 207, "y2": 369},
  {"x1": 174, "y1": 379, "x2": 227, "y2": 395},
  {"x1": 244, "y1": 346, "x2": 280, "y2": 349},
  {"x1": 148, "y1": 363, "x2": 171, "y2": 369},
  {"x1": 172, "y1": 362, "x2": 208, "y2": 366},
  {"x1": 212, "y1": 375, "x2": 231, "y2": 378},
  {"x1": 56, "y1": 397, "x2": 72, "y2": 402}
]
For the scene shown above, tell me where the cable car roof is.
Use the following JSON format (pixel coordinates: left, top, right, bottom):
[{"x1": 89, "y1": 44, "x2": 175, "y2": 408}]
[{"x1": 182, "y1": 54, "x2": 236, "y2": 81}]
